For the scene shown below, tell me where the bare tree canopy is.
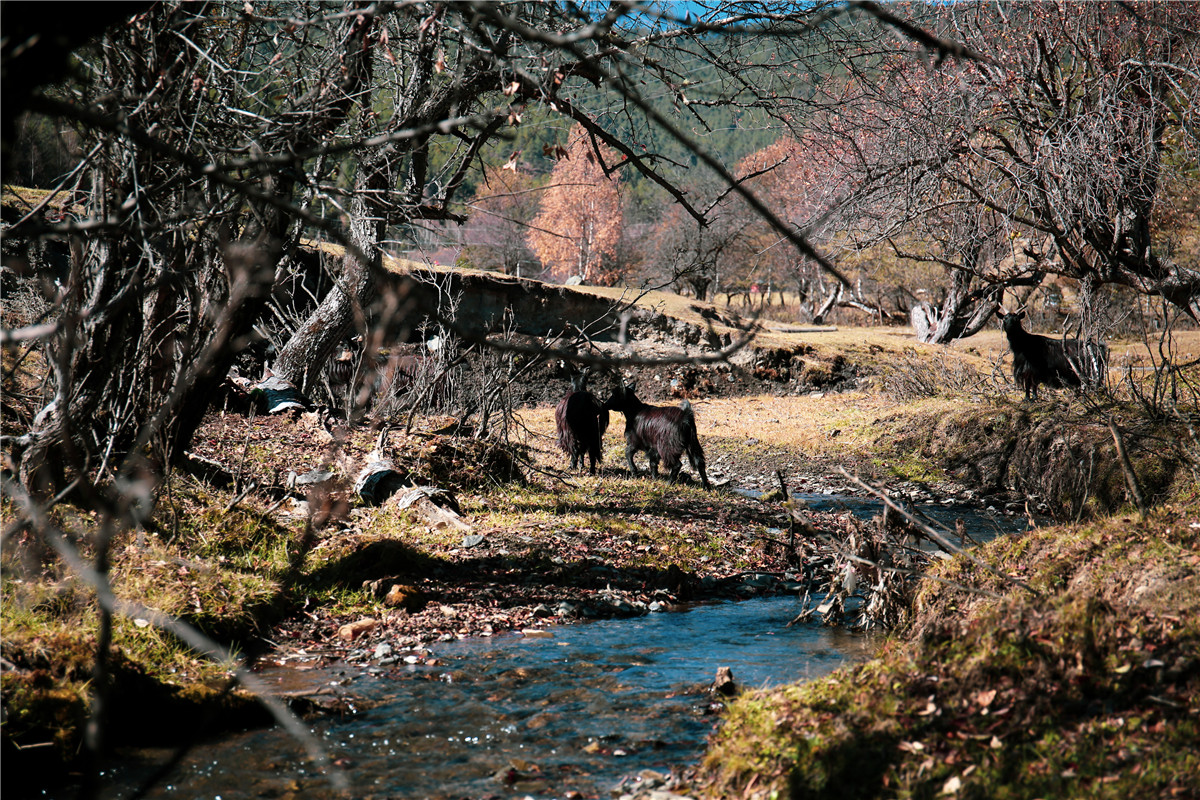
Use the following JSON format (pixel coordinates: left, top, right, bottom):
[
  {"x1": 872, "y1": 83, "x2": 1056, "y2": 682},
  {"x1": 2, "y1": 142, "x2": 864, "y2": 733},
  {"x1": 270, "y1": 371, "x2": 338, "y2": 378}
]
[
  {"x1": 774, "y1": 1, "x2": 1200, "y2": 338},
  {"x1": 4, "y1": 1, "x2": 875, "y2": 497}
]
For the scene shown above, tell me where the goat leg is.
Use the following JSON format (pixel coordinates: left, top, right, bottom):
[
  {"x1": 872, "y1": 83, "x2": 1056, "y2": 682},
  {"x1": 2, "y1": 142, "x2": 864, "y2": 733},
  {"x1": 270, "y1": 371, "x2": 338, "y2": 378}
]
[
  {"x1": 691, "y1": 454, "x2": 712, "y2": 490},
  {"x1": 625, "y1": 445, "x2": 641, "y2": 478}
]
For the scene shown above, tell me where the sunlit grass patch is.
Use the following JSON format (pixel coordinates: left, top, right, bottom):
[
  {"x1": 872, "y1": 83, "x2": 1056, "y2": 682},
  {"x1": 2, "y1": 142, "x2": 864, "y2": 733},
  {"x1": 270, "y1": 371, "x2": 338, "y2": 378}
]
[
  {"x1": 1, "y1": 549, "x2": 263, "y2": 765},
  {"x1": 2, "y1": 525, "x2": 283, "y2": 686},
  {"x1": 112, "y1": 541, "x2": 282, "y2": 644},
  {"x1": 0, "y1": 603, "x2": 96, "y2": 764},
  {"x1": 1, "y1": 592, "x2": 267, "y2": 774},
  {"x1": 157, "y1": 489, "x2": 303, "y2": 577},
  {"x1": 521, "y1": 390, "x2": 937, "y2": 471},
  {"x1": 313, "y1": 467, "x2": 776, "y2": 576}
]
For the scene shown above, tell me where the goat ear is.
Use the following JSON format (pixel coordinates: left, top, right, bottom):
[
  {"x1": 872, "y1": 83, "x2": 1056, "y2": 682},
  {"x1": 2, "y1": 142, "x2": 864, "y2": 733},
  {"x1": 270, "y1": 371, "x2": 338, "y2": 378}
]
[
  {"x1": 1017, "y1": 310, "x2": 1026, "y2": 320},
  {"x1": 996, "y1": 307, "x2": 1006, "y2": 319}
]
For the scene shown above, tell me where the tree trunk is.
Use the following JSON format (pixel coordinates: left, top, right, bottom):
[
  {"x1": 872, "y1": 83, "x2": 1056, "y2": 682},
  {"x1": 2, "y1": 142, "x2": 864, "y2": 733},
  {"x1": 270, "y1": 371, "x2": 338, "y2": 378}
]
[
  {"x1": 910, "y1": 302, "x2": 936, "y2": 343},
  {"x1": 271, "y1": 145, "x2": 395, "y2": 393},
  {"x1": 812, "y1": 284, "x2": 841, "y2": 325},
  {"x1": 912, "y1": 269, "x2": 1004, "y2": 343},
  {"x1": 271, "y1": 3, "x2": 451, "y2": 393}
]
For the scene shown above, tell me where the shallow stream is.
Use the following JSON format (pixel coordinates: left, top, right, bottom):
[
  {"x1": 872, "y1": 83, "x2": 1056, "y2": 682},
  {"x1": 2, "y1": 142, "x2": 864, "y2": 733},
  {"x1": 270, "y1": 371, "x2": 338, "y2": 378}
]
[
  {"x1": 92, "y1": 597, "x2": 874, "y2": 800},
  {"x1": 81, "y1": 496, "x2": 1031, "y2": 800}
]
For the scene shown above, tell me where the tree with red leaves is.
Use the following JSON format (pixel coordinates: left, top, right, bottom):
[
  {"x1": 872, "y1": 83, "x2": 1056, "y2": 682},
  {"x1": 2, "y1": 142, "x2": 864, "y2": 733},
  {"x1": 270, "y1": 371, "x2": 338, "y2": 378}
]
[{"x1": 461, "y1": 167, "x2": 543, "y2": 277}]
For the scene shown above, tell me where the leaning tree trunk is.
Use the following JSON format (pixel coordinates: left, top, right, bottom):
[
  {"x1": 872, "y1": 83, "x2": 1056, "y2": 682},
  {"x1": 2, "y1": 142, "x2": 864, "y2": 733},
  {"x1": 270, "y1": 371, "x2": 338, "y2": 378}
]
[
  {"x1": 912, "y1": 268, "x2": 1004, "y2": 344},
  {"x1": 271, "y1": 8, "x2": 445, "y2": 394},
  {"x1": 270, "y1": 144, "x2": 395, "y2": 393},
  {"x1": 812, "y1": 283, "x2": 841, "y2": 325}
]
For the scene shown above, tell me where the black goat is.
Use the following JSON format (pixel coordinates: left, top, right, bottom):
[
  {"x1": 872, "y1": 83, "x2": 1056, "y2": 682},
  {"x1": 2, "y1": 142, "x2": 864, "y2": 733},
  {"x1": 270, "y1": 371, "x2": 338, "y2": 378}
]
[
  {"x1": 999, "y1": 310, "x2": 1108, "y2": 401},
  {"x1": 555, "y1": 369, "x2": 609, "y2": 474},
  {"x1": 605, "y1": 382, "x2": 711, "y2": 490}
]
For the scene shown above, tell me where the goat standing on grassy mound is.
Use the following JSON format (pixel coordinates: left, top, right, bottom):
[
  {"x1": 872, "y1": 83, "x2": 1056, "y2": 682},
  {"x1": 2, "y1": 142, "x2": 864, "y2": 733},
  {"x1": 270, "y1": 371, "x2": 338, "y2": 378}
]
[
  {"x1": 999, "y1": 309, "x2": 1109, "y2": 401},
  {"x1": 555, "y1": 368, "x2": 609, "y2": 474},
  {"x1": 605, "y1": 382, "x2": 711, "y2": 490}
]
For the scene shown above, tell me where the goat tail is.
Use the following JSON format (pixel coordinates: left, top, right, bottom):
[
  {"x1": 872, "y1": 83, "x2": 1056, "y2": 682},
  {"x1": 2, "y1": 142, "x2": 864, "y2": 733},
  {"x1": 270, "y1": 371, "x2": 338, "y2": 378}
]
[
  {"x1": 676, "y1": 400, "x2": 700, "y2": 449},
  {"x1": 554, "y1": 397, "x2": 575, "y2": 455},
  {"x1": 684, "y1": 425, "x2": 711, "y2": 491},
  {"x1": 590, "y1": 406, "x2": 608, "y2": 465}
]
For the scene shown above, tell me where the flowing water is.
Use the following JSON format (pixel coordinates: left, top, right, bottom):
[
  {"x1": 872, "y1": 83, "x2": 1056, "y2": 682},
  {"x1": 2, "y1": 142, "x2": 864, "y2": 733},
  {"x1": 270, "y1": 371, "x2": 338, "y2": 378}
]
[
  {"x1": 85, "y1": 597, "x2": 876, "y2": 800},
  {"x1": 72, "y1": 495, "x2": 1029, "y2": 800}
]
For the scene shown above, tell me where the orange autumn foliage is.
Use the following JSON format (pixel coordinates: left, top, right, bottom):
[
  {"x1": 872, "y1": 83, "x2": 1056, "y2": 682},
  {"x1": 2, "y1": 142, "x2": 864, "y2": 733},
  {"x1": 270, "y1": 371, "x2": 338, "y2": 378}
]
[{"x1": 527, "y1": 124, "x2": 623, "y2": 285}]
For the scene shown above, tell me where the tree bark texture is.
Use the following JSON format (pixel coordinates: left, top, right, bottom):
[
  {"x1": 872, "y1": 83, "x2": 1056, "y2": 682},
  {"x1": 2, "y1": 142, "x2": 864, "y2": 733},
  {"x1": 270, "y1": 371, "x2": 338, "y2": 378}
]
[
  {"x1": 912, "y1": 269, "x2": 1003, "y2": 344},
  {"x1": 271, "y1": 144, "x2": 396, "y2": 393}
]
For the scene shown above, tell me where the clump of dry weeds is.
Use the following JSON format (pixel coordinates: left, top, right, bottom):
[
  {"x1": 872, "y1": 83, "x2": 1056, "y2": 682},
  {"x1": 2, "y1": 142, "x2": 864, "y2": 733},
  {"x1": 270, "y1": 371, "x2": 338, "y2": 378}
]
[
  {"x1": 794, "y1": 508, "x2": 933, "y2": 632},
  {"x1": 879, "y1": 346, "x2": 1003, "y2": 401}
]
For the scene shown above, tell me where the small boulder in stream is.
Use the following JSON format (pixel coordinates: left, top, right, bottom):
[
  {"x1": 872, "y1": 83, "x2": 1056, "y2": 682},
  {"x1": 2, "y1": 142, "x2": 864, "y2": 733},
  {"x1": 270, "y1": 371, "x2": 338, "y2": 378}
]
[{"x1": 710, "y1": 666, "x2": 739, "y2": 698}]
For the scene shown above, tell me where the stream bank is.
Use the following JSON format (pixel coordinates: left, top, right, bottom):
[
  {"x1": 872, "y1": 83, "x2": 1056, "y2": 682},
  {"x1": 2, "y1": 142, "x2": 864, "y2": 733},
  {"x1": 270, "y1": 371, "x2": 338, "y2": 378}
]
[{"x1": 701, "y1": 504, "x2": 1200, "y2": 800}]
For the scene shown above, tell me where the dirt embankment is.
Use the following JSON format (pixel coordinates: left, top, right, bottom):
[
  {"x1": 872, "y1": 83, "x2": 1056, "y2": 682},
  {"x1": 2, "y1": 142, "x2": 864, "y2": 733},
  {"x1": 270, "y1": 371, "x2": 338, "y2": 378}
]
[{"x1": 877, "y1": 403, "x2": 1192, "y2": 519}]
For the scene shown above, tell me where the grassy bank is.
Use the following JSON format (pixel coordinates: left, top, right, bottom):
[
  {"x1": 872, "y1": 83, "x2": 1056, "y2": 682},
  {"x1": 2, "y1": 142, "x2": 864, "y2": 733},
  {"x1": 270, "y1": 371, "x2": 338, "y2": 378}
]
[{"x1": 702, "y1": 505, "x2": 1200, "y2": 799}]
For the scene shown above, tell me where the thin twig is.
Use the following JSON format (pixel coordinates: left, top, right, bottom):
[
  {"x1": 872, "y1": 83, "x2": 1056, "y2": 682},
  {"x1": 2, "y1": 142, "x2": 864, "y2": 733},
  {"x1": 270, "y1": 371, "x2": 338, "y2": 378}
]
[
  {"x1": 1108, "y1": 419, "x2": 1147, "y2": 519},
  {"x1": 221, "y1": 481, "x2": 258, "y2": 514}
]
